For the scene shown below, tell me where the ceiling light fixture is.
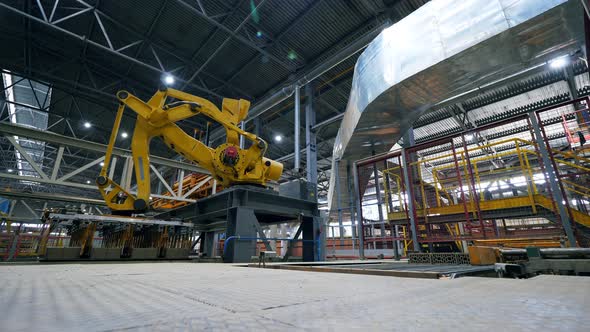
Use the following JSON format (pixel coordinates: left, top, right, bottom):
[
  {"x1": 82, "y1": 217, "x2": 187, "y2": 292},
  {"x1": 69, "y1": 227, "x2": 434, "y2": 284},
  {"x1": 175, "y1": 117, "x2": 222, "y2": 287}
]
[
  {"x1": 83, "y1": 121, "x2": 92, "y2": 128},
  {"x1": 121, "y1": 132, "x2": 128, "y2": 138},
  {"x1": 164, "y1": 74, "x2": 175, "y2": 85},
  {"x1": 274, "y1": 135, "x2": 282, "y2": 142},
  {"x1": 549, "y1": 56, "x2": 568, "y2": 69},
  {"x1": 7, "y1": 169, "x2": 13, "y2": 173}
]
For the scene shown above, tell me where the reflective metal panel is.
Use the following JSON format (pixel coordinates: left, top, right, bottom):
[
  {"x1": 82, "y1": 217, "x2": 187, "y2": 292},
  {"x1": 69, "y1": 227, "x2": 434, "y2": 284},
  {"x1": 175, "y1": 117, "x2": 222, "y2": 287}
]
[{"x1": 328, "y1": 0, "x2": 585, "y2": 216}]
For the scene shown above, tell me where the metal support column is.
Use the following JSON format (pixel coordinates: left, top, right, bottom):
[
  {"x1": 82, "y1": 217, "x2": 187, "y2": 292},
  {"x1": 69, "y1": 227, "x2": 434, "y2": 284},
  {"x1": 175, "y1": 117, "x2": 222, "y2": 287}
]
[
  {"x1": 335, "y1": 159, "x2": 344, "y2": 245},
  {"x1": 224, "y1": 207, "x2": 258, "y2": 263},
  {"x1": 402, "y1": 129, "x2": 420, "y2": 252},
  {"x1": 347, "y1": 161, "x2": 357, "y2": 244},
  {"x1": 352, "y1": 162, "x2": 365, "y2": 259},
  {"x1": 204, "y1": 121, "x2": 211, "y2": 147},
  {"x1": 177, "y1": 170, "x2": 185, "y2": 197},
  {"x1": 305, "y1": 83, "x2": 317, "y2": 185},
  {"x1": 239, "y1": 121, "x2": 245, "y2": 149},
  {"x1": 372, "y1": 158, "x2": 386, "y2": 248},
  {"x1": 294, "y1": 85, "x2": 301, "y2": 171},
  {"x1": 253, "y1": 117, "x2": 262, "y2": 138},
  {"x1": 529, "y1": 112, "x2": 576, "y2": 246},
  {"x1": 383, "y1": 159, "x2": 400, "y2": 260}
]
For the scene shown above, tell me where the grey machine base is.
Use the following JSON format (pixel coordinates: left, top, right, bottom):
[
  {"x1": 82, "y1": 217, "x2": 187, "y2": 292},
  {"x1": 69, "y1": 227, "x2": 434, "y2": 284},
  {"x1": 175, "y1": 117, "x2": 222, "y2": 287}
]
[{"x1": 157, "y1": 185, "x2": 324, "y2": 263}]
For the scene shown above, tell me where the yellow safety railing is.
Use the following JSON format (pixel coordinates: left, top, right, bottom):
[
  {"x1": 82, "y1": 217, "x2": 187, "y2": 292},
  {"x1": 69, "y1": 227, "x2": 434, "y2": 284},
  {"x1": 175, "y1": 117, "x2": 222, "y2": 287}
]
[{"x1": 382, "y1": 137, "x2": 590, "y2": 230}]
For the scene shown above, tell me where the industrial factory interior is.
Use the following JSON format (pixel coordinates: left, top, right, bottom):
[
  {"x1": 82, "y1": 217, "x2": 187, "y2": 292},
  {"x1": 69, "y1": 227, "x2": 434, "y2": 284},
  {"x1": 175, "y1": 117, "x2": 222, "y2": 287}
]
[{"x1": 1, "y1": 0, "x2": 590, "y2": 330}]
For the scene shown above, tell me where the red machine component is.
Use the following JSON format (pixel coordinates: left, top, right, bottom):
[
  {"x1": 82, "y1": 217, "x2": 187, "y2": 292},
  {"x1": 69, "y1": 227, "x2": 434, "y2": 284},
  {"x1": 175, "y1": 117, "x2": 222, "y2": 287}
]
[{"x1": 222, "y1": 145, "x2": 240, "y2": 166}]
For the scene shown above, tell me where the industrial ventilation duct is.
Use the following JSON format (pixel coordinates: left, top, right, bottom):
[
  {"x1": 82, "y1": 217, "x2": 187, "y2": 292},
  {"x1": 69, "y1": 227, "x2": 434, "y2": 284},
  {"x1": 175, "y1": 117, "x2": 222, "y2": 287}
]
[{"x1": 327, "y1": 0, "x2": 585, "y2": 217}]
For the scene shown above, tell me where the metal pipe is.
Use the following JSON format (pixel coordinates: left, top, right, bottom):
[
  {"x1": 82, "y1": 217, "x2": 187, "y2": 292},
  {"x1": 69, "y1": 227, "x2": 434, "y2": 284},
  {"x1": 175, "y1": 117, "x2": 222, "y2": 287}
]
[
  {"x1": 294, "y1": 85, "x2": 301, "y2": 171},
  {"x1": 246, "y1": 86, "x2": 295, "y2": 121},
  {"x1": 312, "y1": 113, "x2": 344, "y2": 131}
]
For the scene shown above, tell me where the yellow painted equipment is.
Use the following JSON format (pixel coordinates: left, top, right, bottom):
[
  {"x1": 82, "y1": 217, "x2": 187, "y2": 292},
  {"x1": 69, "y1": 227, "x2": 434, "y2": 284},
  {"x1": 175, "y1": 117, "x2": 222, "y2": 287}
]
[
  {"x1": 384, "y1": 137, "x2": 590, "y2": 228},
  {"x1": 96, "y1": 87, "x2": 283, "y2": 213}
]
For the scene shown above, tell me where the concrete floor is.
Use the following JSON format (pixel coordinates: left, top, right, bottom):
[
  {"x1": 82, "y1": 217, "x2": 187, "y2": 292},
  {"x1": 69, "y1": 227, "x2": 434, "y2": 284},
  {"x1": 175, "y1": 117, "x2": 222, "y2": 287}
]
[{"x1": 1, "y1": 262, "x2": 589, "y2": 331}]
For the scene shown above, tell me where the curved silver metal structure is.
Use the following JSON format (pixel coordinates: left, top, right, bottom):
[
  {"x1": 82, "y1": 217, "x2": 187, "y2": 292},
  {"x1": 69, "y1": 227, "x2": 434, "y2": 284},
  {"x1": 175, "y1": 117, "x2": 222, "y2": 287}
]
[{"x1": 328, "y1": 0, "x2": 585, "y2": 218}]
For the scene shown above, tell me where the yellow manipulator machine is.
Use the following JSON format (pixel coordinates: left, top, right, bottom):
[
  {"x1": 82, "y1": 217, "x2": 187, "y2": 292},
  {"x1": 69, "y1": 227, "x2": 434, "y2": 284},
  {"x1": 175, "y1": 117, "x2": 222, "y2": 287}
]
[{"x1": 96, "y1": 86, "x2": 283, "y2": 213}]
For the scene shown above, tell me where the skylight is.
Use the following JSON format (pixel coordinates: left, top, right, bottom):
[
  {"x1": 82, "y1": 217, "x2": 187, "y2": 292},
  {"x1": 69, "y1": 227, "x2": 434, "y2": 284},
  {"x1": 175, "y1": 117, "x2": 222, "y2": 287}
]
[{"x1": 2, "y1": 71, "x2": 51, "y2": 181}]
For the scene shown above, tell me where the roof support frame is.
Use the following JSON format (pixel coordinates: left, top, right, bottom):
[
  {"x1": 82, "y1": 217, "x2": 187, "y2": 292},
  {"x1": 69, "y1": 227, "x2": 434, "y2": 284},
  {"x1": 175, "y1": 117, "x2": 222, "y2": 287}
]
[
  {"x1": 5, "y1": 135, "x2": 49, "y2": 180},
  {"x1": 0, "y1": 2, "x2": 223, "y2": 98},
  {"x1": 219, "y1": 0, "x2": 325, "y2": 90},
  {"x1": 183, "y1": 0, "x2": 271, "y2": 88},
  {"x1": 174, "y1": 0, "x2": 295, "y2": 73}
]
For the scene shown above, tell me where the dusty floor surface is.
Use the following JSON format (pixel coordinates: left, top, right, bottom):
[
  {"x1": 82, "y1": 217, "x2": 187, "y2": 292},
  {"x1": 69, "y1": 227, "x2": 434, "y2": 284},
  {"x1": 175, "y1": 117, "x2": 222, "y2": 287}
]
[{"x1": 1, "y1": 262, "x2": 589, "y2": 331}]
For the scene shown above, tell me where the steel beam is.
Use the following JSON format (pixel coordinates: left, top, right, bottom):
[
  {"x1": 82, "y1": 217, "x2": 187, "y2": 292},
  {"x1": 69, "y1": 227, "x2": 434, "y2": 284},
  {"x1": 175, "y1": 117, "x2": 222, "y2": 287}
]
[
  {"x1": 174, "y1": 0, "x2": 295, "y2": 73},
  {"x1": 0, "y1": 122, "x2": 209, "y2": 174},
  {"x1": 529, "y1": 111, "x2": 577, "y2": 247},
  {"x1": 5, "y1": 135, "x2": 49, "y2": 179},
  {"x1": 182, "y1": 176, "x2": 212, "y2": 199},
  {"x1": 218, "y1": 0, "x2": 324, "y2": 89},
  {"x1": 305, "y1": 83, "x2": 317, "y2": 185},
  {"x1": 183, "y1": 0, "x2": 254, "y2": 87},
  {"x1": 0, "y1": 189, "x2": 108, "y2": 205},
  {"x1": 294, "y1": 85, "x2": 301, "y2": 171},
  {"x1": 401, "y1": 129, "x2": 421, "y2": 252},
  {"x1": 207, "y1": 18, "x2": 391, "y2": 143},
  {"x1": 57, "y1": 156, "x2": 104, "y2": 182},
  {"x1": 334, "y1": 159, "x2": 344, "y2": 244},
  {"x1": 48, "y1": 213, "x2": 194, "y2": 227},
  {"x1": 20, "y1": 200, "x2": 39, "y2": 218},
  {"x1": 372, "y1": 158, "x2": 386, "y2": 247},
  {"x1": 0, "y1": 2, "x2": 221, "y2": 98},
  {"x1": 150, "y1": 164, "x2": 177, "y2": 198},
  {"x1": 352, "y1": 162, "x2": 364, "y2": 259}
]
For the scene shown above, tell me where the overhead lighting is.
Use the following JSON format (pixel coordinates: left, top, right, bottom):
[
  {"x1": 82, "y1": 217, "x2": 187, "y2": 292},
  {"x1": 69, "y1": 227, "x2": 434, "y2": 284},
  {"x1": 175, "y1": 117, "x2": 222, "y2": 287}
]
[
  {"x1": 83, "y1": 121, "x2": 92, "y2": 128},
  {"x1": 465, "y1": 134, "x2": 474, "y2": 141},
  {"x1": 549, "y1": 56, "x2": 568, "y2": 69},
  {"x1": 256, "y1": 31, "x2": 263, "y2": 38},
  {"x1": 86, "y1": 180, "x2": 91, "y2": 184},
  {"x1": 7, "y1": 169, "x2": 13, "y2": 173},
  {"x1": 99, "y1": 162, "x2": 105, "y2": 167},
  {"x1": 163, "y1": 74, "x2": 175, "y2": 85},
  {"x1": 121, "y1": 132, "x2": 129, "y2": 138},
  {"x1": 274, "y1": 135, "x2": 282, "y2": 142}
]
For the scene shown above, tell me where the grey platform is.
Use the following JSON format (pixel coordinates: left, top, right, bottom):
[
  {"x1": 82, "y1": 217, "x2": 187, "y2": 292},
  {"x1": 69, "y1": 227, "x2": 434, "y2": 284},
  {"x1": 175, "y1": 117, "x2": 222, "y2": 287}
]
[
  {"x1": 156, "y1": 185, "x2": 322, "y2": 263},
  {"x1": 1, "y1": 262, "x2": 589, "y2": 331}
]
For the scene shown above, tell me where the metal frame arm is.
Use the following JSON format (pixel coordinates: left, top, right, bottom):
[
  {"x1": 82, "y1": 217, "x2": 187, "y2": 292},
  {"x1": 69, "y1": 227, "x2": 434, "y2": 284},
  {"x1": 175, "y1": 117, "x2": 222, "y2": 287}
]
[{"x1": 96, "y1": 88, "x2": 283, "y2": 213}]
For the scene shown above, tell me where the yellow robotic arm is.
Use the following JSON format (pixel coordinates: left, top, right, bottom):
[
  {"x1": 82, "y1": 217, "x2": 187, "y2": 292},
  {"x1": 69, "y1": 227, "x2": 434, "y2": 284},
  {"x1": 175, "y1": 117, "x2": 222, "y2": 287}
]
[{"x1": 96, "y1": 87, "x2": 283, "y2": 213}]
